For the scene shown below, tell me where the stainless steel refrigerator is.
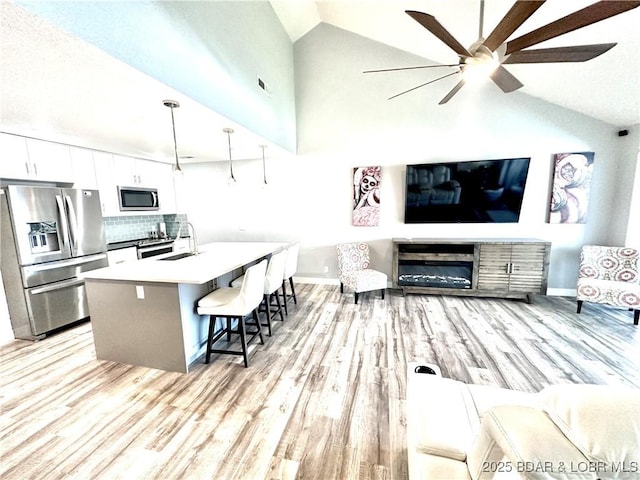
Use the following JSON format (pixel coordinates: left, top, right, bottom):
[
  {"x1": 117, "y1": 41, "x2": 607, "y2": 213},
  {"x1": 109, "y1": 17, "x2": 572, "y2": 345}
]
[{"x1": 1, "y1": 185, "x2": 108, "y2": 340}]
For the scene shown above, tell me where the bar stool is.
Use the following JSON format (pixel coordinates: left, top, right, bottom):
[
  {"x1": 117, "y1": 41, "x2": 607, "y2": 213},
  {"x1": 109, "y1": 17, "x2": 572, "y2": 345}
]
[
  {"x1": 261, "y1": 249, "x2": 287, "y2": 333},
  {"x1": 281, "y1": 243, "x2": 300, "y2": 315},
  {"x1": 231, "y1": 249, "x2": 287, "y2": 336},
  {"x1": 197, "y1": 259, "x2": 267, "y2": 368}
]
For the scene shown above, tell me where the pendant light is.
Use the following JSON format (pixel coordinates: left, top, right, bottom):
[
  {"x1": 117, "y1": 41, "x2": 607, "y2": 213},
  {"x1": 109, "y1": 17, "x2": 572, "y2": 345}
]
[
  {"x1": 223, "y1": 127, "x2": 236, "y2": 184},
  {"x1": 259, "y1": 144, "x2": 268, "y2": 186},
  {"x1": 162, "y1": 99, "x2": 183, "y2": 178}
]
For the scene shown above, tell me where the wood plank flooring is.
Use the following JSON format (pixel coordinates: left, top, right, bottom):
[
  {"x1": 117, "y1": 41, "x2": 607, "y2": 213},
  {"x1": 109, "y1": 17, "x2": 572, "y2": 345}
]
[{"x1": 1, "y1": 285, "x2": 639, "y2": 479}]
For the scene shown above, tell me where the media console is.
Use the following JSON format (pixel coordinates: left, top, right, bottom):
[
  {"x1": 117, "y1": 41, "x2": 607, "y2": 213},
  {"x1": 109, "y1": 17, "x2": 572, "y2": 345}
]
[{"x1": 392, "y1": 238, "x2": 551, "y2": 302}]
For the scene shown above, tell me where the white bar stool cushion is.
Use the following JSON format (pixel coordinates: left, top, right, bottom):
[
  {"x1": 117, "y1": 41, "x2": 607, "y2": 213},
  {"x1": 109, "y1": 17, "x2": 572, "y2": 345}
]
[{"x1": 198, "y1": 259, "x2": 267, "y2": 317}]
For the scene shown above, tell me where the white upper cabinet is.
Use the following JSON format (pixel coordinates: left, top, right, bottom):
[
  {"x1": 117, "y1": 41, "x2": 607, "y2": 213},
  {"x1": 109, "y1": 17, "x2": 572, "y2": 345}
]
[
  {"x1": 70, "y1": 146, "x2": 98, "y2": 189},
  {"x1": 0, "y1": 134, "x2": 73, "y2": 183},
  {"x1": 112, "y1": 154, "x2": 140, "y2": 187},
  {"x1": 1, "y1": 133, "x2": 177, "y2": 216},
  {"x1": 93, "y1": 151, "x2": 120, "y2": 216},
  {"x1": 0, "y1": 133, "x2": 30, "y2": 179},
  {"x1": 112, "y1": 155, "x2": 169, "y2": 189},
  {"x1": 25, "y1": 138, "x2": 73, "y2": 183}
]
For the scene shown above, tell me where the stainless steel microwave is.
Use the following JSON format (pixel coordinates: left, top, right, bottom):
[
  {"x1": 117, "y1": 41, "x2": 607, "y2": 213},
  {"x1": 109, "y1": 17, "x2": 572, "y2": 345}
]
[{"x1": 118, "y1": 186, "x2": 159, "y2": 211}]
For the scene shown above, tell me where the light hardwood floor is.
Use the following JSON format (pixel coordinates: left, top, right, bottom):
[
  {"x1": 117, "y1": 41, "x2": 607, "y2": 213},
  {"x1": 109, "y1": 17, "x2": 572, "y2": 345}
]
[{"x1": 1, "y1": 285, "x2": 639, "y2": 480}]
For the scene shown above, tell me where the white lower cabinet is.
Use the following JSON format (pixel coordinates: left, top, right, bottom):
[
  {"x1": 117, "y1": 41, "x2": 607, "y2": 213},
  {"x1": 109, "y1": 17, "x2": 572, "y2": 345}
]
[
  {"x1": 173, "y1": 238, "x2": 191, "y2": 253},
  {"x1": 107, "y1": 247, "x2": 138, "y2": 266}
]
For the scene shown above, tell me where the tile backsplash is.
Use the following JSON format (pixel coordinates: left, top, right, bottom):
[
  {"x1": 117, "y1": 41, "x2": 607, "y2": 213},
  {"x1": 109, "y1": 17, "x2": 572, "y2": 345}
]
[{"x1": 103, "y1": 214, "x2": 188, "y2": 243}]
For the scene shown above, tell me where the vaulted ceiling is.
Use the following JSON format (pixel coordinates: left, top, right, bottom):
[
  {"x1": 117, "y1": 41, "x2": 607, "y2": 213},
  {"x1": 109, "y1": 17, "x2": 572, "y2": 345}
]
[
  {"x1": 1, "y1": 1, "x2": 638, "y2": 166},
  {"x1": 272, "y1": 0, "x2": 640, "y2": 127}
]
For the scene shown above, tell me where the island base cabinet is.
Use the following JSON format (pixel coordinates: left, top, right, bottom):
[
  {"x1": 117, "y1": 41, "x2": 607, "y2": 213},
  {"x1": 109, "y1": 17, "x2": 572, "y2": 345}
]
[{"x1": 86, "y1": 280, "x2": 209, "y2": 373}]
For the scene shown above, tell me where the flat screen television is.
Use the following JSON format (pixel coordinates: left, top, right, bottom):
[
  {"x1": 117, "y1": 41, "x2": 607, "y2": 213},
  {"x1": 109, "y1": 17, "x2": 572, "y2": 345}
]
[{"x1": 404, "y1": 158, "x2": 530, "y2": 223}]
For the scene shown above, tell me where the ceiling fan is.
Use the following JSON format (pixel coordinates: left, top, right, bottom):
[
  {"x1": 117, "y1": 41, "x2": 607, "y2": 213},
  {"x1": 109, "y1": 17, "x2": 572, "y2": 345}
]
[{"x1": 364, "y1": 0, "x2": 640, "y2": 104}]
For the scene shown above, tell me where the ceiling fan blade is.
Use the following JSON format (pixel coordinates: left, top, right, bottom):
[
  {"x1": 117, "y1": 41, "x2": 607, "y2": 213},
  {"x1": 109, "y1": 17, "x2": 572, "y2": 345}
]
[
  {"x1": 483, "y1": 0, "x2": 546, "y2": 52},
  {"x1": 406, "y1": 11, "x2": 472, "y2": 57},
  {"x1": 503, "y1": 43, "x2": 616, "y2": 63},
  {"x1": 506, "y1": 1, "x2": 640, "y2": 54},
  {"x1": 439, "y1": 80, "x2": 466, "y2": 104},
  {"x1": 490, "y1": 65, "x2": 523, "y2": 93},
  {"x1": 363, "y1": 64, "x2": 459, "y2": 74},
  {"x1": 389, "y1": 71, "x2": 460, "y2": 100}
]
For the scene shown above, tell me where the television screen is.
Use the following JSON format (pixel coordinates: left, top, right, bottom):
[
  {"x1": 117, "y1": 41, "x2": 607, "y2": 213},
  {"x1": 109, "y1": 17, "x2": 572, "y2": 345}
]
[{"x1": 404, "y1": 158, "x2": 530, "y2": 223}]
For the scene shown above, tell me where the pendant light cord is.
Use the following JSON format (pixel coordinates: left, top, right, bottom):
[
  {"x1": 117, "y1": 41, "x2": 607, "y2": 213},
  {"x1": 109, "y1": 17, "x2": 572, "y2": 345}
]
[
  {"x1": 170, "y1": 107, "x2": 181, "y2": 172},
  {"x1": 163, "y1": 99, "x2": 182, "y2": 174},
  {"x1": 260, "y1": 145, "x2": 268, "y2": 185},
  {"x1": 224, "y1": 128, "x2": 236, "y2": 182}
]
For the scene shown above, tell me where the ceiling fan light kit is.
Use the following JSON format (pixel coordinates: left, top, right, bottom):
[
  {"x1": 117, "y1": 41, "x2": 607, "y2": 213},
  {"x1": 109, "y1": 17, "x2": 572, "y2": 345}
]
[{"x1": 367, "y1": 0, "x2": 640, "y2": 104}]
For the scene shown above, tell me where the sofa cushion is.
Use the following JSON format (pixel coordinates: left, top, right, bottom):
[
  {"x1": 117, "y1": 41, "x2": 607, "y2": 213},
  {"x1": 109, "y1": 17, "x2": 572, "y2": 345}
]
[
  {"x1": 409, "y1": 453, "x2": 472, "y2": 480},
  {"x1": 408, "y1": 376, "x2": 480, "y2": 461},
  {"x1": 470, "y1": 405, "x2": 590, "y2": 480},
  {"x1": 467, "y1": 384, "x2": 539, "y2": 418},
  {"x1": 540, "y1": 384, "x2": 640, "y2": 466}
]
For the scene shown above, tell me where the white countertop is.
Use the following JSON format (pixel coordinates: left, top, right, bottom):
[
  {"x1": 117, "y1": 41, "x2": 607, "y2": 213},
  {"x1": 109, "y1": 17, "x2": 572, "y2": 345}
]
[{"x1": 83, "y1": 241, "x2": 289, "y2": 284}]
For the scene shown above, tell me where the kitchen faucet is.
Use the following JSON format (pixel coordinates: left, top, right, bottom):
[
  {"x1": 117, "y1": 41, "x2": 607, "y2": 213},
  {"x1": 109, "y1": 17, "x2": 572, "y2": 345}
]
[{"x1": 175, "y1": 221, "x2": 199, "y2": 255}]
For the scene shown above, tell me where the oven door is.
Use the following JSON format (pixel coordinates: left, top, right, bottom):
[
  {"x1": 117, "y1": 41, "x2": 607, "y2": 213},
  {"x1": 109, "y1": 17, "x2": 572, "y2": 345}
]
[
  {"x1": 118, "y1": 187, "x2": 159, "y2": 211},
  {"x1": 137, "y1": 244, "x2": 174, "y2": 259}
]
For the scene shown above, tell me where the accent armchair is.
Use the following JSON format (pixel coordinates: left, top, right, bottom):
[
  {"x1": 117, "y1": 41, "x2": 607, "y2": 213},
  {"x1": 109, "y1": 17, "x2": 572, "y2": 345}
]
[
  {"x1": 337, "y1": 242, "x2": 387, "y2": 304},
  {"x1": 576, "y1": 245, "x2": 640, "y2": 325}
]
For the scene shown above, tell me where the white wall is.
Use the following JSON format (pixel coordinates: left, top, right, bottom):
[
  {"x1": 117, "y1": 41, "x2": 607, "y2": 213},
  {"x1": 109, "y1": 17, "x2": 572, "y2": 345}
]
[
  {"x1": 617, "y1": 125, "x2": 640, "y2": 247},
  {"x1": 627, "y1": 148, "x2": 640, "y2": 246},
  {"x1": 174, "y1": 23, "x2": 632, "y2": 294}
]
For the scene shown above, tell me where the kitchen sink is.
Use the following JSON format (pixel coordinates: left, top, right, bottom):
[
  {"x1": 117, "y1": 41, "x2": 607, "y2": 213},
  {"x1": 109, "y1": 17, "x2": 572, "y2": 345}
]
[{"x1": 158, "y1": 252, "x2": 196, "y2": 261}]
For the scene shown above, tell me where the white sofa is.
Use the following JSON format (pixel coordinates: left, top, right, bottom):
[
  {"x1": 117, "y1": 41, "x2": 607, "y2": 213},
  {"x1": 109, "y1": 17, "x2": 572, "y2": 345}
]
[{"x1": 406, "y1": 362, "x2": 640, "y2": 480}]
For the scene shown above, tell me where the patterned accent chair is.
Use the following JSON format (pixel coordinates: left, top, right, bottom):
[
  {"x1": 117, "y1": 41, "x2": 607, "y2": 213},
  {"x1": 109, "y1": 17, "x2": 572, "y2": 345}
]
[
  {"x1": 576, "y1": 245, "x2": 640, "y2": 325},
  {"x1": 337, "y1": 242, "x2": 387, "y2": 304}
]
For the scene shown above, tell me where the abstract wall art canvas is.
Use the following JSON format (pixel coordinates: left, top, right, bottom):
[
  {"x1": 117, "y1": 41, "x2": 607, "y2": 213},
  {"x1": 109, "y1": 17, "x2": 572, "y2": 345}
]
[
  {"x1": 353, "y1": 166, "x2": 381, "y2": 226},
  {"x1": 548, "y1": 152, "x2": 595, "y2": 224}
]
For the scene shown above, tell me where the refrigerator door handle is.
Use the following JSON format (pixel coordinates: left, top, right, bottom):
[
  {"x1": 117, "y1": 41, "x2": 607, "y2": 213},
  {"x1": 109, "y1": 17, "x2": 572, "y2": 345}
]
[
  {"x1": 30, "y1": 278, "x2": 85, "y2": 295},
  {"x1": 55, "y1": 195, "x2": 70, "y2": 254},
  {"x1": 25, "y1": 253, "x2": 107, "y2": 273},
  {"x1": 64, "y1": 195, "x2": 78, "y2": 254}
]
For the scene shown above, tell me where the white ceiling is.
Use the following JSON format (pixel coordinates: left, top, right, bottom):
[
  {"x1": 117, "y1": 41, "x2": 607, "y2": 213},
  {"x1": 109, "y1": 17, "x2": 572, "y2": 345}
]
[{"x1": 1, "y1": 1, "x2": 638, "y2": 167}]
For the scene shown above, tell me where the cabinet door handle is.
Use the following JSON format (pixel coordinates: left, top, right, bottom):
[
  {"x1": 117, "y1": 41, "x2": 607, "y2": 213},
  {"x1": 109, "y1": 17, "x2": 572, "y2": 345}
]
[
  {"x1": 25, "y1": 162, "x2": 30, "y2": 175},
  {"x1": 33, "y1": 162, "x2": 38, "y2": 176}
]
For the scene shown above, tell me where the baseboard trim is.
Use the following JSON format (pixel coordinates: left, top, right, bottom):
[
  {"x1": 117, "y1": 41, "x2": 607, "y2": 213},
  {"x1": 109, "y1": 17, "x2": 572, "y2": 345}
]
[
  {"x1": 295, "y1": 276, "x2": 340, "y2": 286},
  {"x1": 547, "y1": 288, "x2": 576, "y2": 297},
  {"x1": 294, "y1": 277, "x2": 577, "y2": 298}
]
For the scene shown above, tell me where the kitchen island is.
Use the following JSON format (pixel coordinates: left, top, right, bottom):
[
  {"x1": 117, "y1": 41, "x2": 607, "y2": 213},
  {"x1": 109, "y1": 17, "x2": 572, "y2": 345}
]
[{"x1": 83, "y1": 241, "x2": 288, "y2": 373}]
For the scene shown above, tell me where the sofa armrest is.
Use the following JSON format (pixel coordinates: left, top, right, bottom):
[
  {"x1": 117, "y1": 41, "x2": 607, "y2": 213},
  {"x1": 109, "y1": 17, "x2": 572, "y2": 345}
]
[{"x1": 467, "y1": 406, "x2": 592, "y2": 480}]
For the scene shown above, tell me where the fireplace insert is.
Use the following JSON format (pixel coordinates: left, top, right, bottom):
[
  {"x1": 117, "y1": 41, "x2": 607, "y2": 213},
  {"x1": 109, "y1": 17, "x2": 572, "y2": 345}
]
[{"x1": 398, "y1": 260, "x2": 473, "y2": 289}]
